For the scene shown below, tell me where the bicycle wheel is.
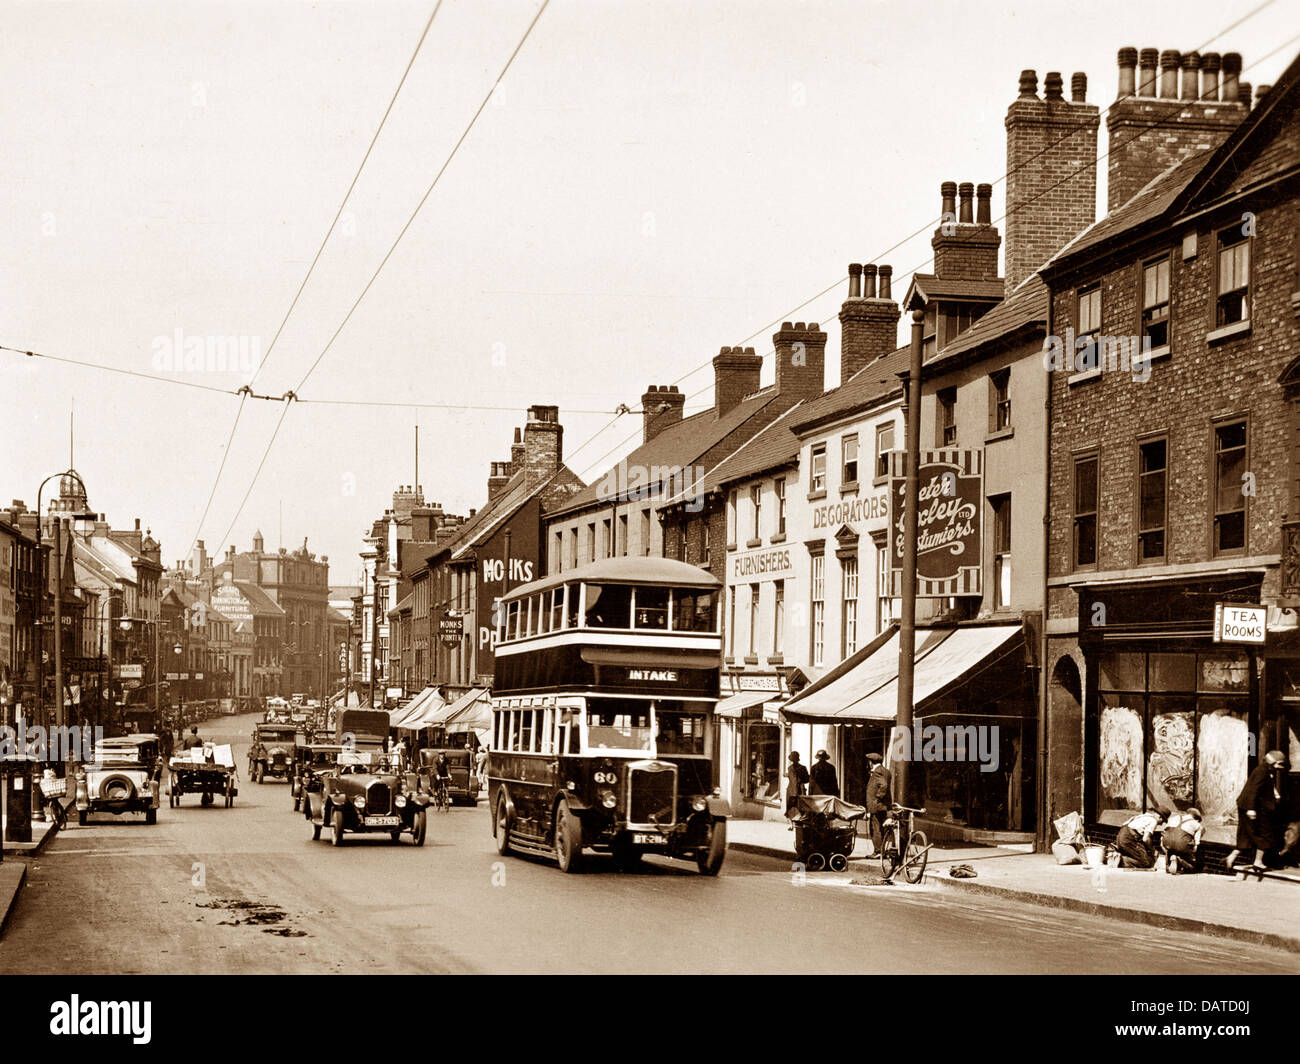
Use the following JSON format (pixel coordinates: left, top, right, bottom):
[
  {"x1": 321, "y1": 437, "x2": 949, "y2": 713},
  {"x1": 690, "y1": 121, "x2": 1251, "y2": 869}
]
[
  {"x1": 879, "y1": 838, "x2": 898, "y2": 878},
  {"x1": 903, "y1": 830, "x2": 929, "y2": 884}
]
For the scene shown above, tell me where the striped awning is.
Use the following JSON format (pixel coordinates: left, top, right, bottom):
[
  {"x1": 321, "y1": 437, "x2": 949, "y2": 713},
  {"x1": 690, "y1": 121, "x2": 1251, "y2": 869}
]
[
  {"x1": 715, "y1": 691, "x2": 772, "y2": 720},
  {"x1": 389, "y1": 687, "x2": 441, "y2": 729},
  {"x1": 443, "y1": 688, "x2": 491, "y2": 734}
]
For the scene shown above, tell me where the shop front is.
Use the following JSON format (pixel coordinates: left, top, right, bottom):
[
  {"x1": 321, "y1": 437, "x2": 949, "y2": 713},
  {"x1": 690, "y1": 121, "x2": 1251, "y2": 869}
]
[
  {"x1": 782, "y1": 621, "x2": 1035, "y2": 841},
  {"x1": 1074, "y1": 573, "x2": 1291, "y2": 848}
]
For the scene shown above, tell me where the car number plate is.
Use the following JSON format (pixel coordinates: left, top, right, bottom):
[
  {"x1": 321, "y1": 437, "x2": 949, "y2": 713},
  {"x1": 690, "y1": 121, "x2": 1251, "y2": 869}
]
[
  {"x1": 364, "y1": 815, "x2": 400, "y2": 827},
  {"x1": 631, "y1": 833, "x2": 663, "y2": 845}
]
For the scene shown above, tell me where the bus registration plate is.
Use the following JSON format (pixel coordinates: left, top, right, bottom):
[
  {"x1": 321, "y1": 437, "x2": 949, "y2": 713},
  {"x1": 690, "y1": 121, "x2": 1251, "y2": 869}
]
[
  {"x1": 365, "y1": 815, "x2": 400, "y2": 827},
  {"x1": 632, "y1": 832, "x2": 664, "y2": 845}
]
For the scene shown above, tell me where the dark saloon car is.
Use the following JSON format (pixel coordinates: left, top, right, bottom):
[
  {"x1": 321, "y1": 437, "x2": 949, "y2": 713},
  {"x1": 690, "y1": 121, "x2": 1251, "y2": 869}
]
[
  {"x1": 291, "y1": 742, "x2": 344, "y2": 812},
  {"x1": 249, "y1": 723, "x2": 299, "y2": 783},
  {"x1": 306, "y1": 752, "x2": 429, "y2": 846}
]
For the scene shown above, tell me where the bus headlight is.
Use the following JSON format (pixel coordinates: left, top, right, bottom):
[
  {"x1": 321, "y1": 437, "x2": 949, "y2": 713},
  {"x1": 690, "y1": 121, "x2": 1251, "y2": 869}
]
[
  {"x1": 600, "y1": 790, "x2": 617, "y2": 809},
  {"x1": 691, "y1": 796, "x2": 708, "y2": 812}
]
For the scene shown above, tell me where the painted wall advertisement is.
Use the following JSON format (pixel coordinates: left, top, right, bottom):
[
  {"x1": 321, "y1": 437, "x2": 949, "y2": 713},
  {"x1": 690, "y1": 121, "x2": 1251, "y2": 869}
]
[
  {"x1": 473, "y1": 495, "x2": 541, "y2": 672},
  {"x1": 887, "y1": 449, "x2": 982, "y2": 598}
]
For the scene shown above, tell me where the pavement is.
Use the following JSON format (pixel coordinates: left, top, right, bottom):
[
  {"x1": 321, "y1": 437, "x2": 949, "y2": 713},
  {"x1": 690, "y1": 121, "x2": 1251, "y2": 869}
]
[
  {"x1": 1, "y1": 793, "x2": 74, "y2": 933},
  {"x1": 727, "y1": 818, "x2": 1300, "y2": 953}
]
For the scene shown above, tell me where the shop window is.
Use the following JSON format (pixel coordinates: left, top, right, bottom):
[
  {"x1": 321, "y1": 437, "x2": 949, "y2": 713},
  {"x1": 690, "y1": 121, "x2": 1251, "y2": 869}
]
[
  {"x1": 1138, "y1": 438, "x2": 1167, "y2": 563},
  {"x1": 745, "y1": 722, "x2": 781, "y2": 802},
  {"x1": 1213, "y1": 420, "x2": 1247, "y2": 554},
  {"x1": 1216, "y1": 226, "x2": 1250, "y2": 327},
  {"x1": 1073, "y1": 454, "x2": 1098, "y2": 569},
  {"x1": 1141, "y1": 255, "x2": 1171, "y2": 350},
  {"x1": 1094, "y1": 649, "x2": 1249, "y2": 844}
]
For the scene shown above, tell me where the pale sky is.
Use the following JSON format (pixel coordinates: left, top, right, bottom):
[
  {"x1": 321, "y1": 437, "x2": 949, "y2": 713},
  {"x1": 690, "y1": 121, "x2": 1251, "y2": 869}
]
[{"x1": 3, "y1": 0, "x2": 1295, "y2": 585}]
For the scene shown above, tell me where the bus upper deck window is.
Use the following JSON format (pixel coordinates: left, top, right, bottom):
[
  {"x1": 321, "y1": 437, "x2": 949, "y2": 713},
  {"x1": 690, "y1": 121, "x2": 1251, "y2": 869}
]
[
  {"x1": 671, "y1": 590, "x2": 716, "y2": 631},
  {"x1": 634, "y1": 587, "x2": 669, "y2": 629},
  {"x1": 584, "y1": 584, "x2": 631, "y2": 628}
]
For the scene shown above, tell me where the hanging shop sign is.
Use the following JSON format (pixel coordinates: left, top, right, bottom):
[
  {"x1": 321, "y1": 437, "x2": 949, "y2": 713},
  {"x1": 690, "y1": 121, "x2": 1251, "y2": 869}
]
[{"x1": 1213, "y1": 602, "x2": 1266, "y2": 644}]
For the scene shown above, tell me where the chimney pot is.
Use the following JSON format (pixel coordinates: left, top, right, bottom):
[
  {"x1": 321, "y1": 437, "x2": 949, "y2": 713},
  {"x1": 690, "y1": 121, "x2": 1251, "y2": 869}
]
[
  {"x1": 1238, "y1": 81, "x2": 1252, "y2": 108},
  {"x1": 1201, "y1": 51, "x2": 1221, "y2": 101},
  {"x1": 863, "y1": 263, "x2": 878, "y2": 299},
  {"x1": 1222, "y1": 53, "x2": 1242, "y2": 104},
  {"x1": 1117, "y1": 48, "x2": 1138, "y2": 98},
  {"x1": 1138, "y1": 48, "x2": 1158, "y2": 97},
  {"x1": 1017, "y1": 69, "x2": 1038, "y2": 98},
  {"x1": 794, "y1": 322, "x2": 805, "y2": 330},
  {"x1": 1256, "y1": 83, "x2": 1271, "y2": 102},
  {"x1": 878, "y1": 265, "x2": 893, "y2": 301},
  {"x1": 1180, "y1": 52, "x2": 1200, "y2": 100},
  {"x1": 1221, "y1": 52, "x2": 1242, "y2": 74},
  {"x1": 940, "y1": 181, "x2": 957, "y2": 220},
  {"x1": 1071, "y1": 72, "x2": 1087, "y2": 102},
  {"x1": 847, "y1": 263, "x2": 862, "y2": 298},
  {"x1": 1043, "y1": 72, "x2": 1064, "y2": 100},
  {"x1": 781, "y1": 322, "x2": 794, "y2": 330},
  {"x1": 958, "y1": 182, "x2": 974, "y2": 223},
  {"x1": 1159, "y1": 50, "x2": 1181, "y2": 98},
  {"x1": 976, "y1": 183, "x2": 992, "y2": 224}
]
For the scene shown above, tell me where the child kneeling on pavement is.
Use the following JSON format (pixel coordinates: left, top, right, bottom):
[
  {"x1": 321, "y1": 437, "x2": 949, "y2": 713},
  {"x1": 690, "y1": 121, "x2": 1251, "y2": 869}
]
[
  {"x1": 1113, "y1": 810, "x2": 1162, "y2": 868},
  {"x1": 1161, "y1": 808, "x2": 1203, "y2": 874}
]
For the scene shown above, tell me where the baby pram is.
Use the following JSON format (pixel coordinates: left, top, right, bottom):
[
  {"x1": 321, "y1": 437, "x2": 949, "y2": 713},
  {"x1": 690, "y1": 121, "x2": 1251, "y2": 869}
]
[{"x1": 786, "y1": 794, "x2": 866, "y2": 871}]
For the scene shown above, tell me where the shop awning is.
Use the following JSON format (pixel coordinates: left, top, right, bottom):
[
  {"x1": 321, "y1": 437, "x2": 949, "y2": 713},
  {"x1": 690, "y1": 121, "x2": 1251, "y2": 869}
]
[
  {"x1": 715, "y1": 691, "x2": 772, "y2": 720},
  {"x1": 781, "y1": 624, "x2": 1023, "y2": 723},
  {"x1": 389, "y1": 687, "x2": 440, "y2": 729},
  {"x1": 443, "y1": 688, "x2": 491, "y2": 734}
]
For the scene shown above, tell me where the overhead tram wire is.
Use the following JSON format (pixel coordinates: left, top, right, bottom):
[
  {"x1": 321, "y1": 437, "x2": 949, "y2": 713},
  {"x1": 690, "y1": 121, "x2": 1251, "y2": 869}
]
[
  {"x1": 247, "y1": 0, "x2": 444, "y2": 392},
  {"x1": 0, "y1": 343, "x2": 237, "y2": 396},
  {"x1": 202, "y1": 0, "x2": 553, "y2": 552},
  {"x1": 289, "y1": 0, "x2": 554, "y2": 399},
  {"x1": 182, "y1": 389, "x2": 250, "y2": 563}
]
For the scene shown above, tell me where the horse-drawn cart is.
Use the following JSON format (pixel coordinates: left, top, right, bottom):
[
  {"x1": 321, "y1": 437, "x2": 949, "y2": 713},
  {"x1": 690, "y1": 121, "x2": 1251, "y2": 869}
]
[{"x1": 168, "y1": 744, "x2": 239, "y2": 808}]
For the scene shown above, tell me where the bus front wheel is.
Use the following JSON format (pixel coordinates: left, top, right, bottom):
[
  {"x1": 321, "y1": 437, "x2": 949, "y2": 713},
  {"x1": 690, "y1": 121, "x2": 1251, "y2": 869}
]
[
  {"x1": 697, "y1": 819, "x2": 726, "y2": 876},
  {"x1": 494, "y1": 796, "x2": 513, "y2": 857},
  {"x1": 554, "y1": 801, "x2": 583, "y2": 874}
]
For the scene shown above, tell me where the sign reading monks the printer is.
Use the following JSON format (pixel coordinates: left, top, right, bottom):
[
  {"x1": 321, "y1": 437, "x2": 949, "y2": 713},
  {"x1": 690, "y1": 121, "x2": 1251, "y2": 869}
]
[{"x1": 887, "y1": 449, "x2": 982, "y2": 598}]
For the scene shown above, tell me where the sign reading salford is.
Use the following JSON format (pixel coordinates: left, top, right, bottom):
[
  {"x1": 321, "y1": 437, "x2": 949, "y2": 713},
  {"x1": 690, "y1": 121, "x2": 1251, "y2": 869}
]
[{"x1": 887, "y1": 449, "x2": 982, "y2": 598}]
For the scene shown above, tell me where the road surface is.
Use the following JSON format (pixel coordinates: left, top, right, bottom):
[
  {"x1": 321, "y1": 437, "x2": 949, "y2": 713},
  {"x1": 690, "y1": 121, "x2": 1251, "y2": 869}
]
[{"x1": 1, "y1": 713, "x2": 1294, "y2": 974}]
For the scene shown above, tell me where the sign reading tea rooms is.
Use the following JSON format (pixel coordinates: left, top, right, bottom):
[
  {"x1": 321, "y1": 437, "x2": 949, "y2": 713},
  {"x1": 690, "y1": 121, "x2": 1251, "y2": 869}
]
[{"x1": 887, "y1": 449, "x2": 982, "y2": 598}]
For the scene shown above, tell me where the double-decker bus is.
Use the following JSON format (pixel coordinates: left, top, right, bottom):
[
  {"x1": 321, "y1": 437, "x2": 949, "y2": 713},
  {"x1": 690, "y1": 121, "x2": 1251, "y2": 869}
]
[{"x1": 487, "y1": 557, "x2": 729, "y2": 874}]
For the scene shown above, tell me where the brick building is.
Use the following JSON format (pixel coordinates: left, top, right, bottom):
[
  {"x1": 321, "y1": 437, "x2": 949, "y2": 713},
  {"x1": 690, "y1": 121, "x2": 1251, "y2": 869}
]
[{"x1": 1040, "y1": 48, "x2": 1296, "y2": 849}]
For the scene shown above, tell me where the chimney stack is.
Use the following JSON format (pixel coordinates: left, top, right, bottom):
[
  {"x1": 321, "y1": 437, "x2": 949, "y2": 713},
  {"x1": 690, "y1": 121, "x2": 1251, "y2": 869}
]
[
  {"x1": 1106, "y1": 45, "x2": 1248, "y2": 213},
  {"x1": 1005, "y1": 65, "x2": 1099, "y2": 295},
  {"x1": 521, "y1": 404, "x2": 563, "y2": 489},
  {"x1": 712, "y1": 346, "x2": 762, "y2": 416},
  {"x1": 640, "y1": 385, "x2": 686, "y2": 443},
  {"x1": 932, "y1": 181, "x2": 1001, "y2": 282},
  {"x1": 839, "y1": 263, "x2": 901, "y2": 383},
  {"x1": 773, "y1": 321, "x2": 827, "y2": 402},
  {"x1": 487, "y1": 461, "x2": 510, "y2": 501},
  {"x1": 510, "y1": 427, "x2": 524, "y2": 473}
]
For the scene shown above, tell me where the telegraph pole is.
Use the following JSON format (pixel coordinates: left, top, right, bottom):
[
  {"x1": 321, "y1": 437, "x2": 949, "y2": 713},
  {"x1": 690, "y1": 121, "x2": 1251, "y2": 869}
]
[
  {"x1": 52, "y1": 515, "x2": 65, "y2": 732},
  {"x1": 894, "y1": 308, "x2": 925, "y2": 808}
]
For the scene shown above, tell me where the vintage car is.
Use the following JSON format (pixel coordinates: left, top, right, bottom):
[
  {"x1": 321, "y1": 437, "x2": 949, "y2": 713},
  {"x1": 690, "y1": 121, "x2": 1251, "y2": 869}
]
[
  {"x1": 291, "y1": 741, "x2": 344, "y2": 812},
  {"x1": 249, "y1": 722, "x2": 299, "y2": 783},
  {"x1": 305, "y1": 751, "x2": 429, "y2": 846},
  {"x1": 76, "y1": 734, "x2": 162, "y2": 826},
  {"x1": 417, "y1": 746, "x2": 480, "y2": 805}
]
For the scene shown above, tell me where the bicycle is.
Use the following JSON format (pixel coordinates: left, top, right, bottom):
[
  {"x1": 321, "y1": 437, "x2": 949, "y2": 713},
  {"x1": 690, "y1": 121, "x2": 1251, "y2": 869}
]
[
  {"x1": 432, "y1": 776, "x2": 451, "y2": 813},
  {"x1": 879, "y1": 804, "x2": 930, "y2": 883}
]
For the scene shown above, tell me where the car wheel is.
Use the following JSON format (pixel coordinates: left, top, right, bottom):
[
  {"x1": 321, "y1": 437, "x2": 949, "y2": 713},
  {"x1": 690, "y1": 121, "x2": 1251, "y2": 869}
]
[
  {"x1": 696, "y1": 818, "x2": 726, "y2": 876},
  {"x1": 412, "y1": 809, "x2": 427, "y2": 847},
  {"x1": 554, "y1": 801, "x2": 583, "y2": 874},
  {"x1": 331, "y1": 808, "x2": 345, "y2": 847},
  {"x1": 494, "y1": 796, "x2": 512, "y2": 857},
  {"x1": 145, "y1": 809, "x2": 157, "y2": 826}
]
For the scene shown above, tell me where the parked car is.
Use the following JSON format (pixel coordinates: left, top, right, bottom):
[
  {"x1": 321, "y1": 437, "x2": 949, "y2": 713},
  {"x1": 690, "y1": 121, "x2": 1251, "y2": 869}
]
[
  {"x1": 291, "y1": 741, "x2": 344, "y2": 812},
  {"x1": 76, "y1": 734, "x2": 162, "y2": 826},
  {"x1": 306, "y1": 752, "x2": 429, "y2": 846},
  {"x1": 249, "y1": 722, "x2": 299, "y2": 783}
]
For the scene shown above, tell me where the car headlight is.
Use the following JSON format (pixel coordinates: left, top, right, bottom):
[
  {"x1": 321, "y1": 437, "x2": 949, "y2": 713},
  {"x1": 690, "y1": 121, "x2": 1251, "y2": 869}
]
[
  {"x1": 352, "y1": 796, "x2": 365, "y2": 809},
  {"x1": 600, "y1": 790, "x2": 617, "y2": 809},
  {"x1": 691, "y1": 796, "x2": 708, "y2": 812},
  {"x1": 394, "y1": 794, "x2": 407, "y2": 808}
]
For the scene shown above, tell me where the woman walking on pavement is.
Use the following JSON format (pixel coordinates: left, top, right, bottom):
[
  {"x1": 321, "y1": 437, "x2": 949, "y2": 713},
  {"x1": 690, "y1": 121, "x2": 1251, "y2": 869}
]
[{"x1": 1227, "y1": 750, "x2": 1288, "y2": 872}]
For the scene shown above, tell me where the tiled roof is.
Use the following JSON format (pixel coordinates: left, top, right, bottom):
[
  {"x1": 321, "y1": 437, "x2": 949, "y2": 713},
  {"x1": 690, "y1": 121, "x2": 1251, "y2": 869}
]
[
  {"x1": 910, "y1": 274, "x2": 1005, "y2": 302},
  {"x1": 232, "y1": 580, "x2": 285, "y2": 616},
  {"x1": 664, "y1": 403, "x2": 805, "y2": 505},
  {"x1": 923, "y1": 275, "x2": 1049, "y2": 371},
  {"x1": 788, "y1": 345, "x2": 909, "y2": 435},
  {"x1": 432, "y1": 462, "x2": 582, "y2": 565},
  {"x1": 549, "y1": 387, "x2": 780, "y2": 517}
]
